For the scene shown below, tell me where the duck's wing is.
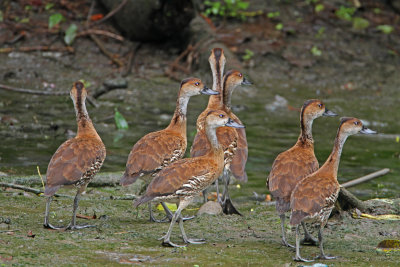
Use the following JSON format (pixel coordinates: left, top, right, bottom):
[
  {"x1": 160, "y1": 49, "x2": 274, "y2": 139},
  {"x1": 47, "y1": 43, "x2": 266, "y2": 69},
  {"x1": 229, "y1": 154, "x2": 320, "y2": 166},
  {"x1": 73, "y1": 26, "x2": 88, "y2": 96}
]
[
  {"x1": 121, "y1": 129, "x2": 186, "y2": 185},
  {"x1": 45, "y1": 138, "x2": 106, "y2": 196},
  {"x1": 289, "y1": 175, "x2": 340, "y2": 226}
]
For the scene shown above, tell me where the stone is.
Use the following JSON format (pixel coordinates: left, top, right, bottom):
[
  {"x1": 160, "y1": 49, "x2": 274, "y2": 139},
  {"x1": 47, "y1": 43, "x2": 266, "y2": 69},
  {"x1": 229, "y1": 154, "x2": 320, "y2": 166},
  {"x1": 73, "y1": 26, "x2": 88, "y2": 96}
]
[{"x1": 197, "y1": 201, "x2": 223, "y2": 216}]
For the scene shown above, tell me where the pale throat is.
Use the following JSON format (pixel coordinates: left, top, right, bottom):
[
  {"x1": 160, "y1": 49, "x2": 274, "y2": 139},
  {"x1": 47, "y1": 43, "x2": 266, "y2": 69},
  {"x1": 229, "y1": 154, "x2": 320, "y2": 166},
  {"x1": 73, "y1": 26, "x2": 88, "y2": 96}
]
[{"x1": 205, "y1": 125, "x2": 220, "y2": 150}]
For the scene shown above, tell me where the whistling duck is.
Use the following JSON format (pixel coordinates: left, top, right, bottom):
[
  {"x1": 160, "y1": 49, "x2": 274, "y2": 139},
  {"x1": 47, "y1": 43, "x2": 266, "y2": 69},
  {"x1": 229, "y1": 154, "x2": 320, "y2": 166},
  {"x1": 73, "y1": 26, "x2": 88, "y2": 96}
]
[
  {"x1": 120, "y1": 77, "x2": 217, "y2": 222},
  {"x1": 134, "y1": 110, "x2": 245, "y2": 247},
  {"x1": 191, "y1": 68, "x2": 251, "y2": 215},
  {"x1": 267, "y1": 99, "x2": 337, "y2": 247},
  {"x1": 43, "y1": 81, "x2": 106, "y2": 230},
  {"x1": 290, "y1": 117, "x2": 376, "y2": 262}
]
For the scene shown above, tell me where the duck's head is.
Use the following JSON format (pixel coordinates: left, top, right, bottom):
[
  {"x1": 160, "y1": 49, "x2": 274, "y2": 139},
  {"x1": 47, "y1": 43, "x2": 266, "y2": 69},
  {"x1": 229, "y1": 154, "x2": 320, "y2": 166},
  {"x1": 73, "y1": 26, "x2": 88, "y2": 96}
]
[
  {"x1": 209, "y1": 48, "x2": 226, "y2": 81},
  {"x1": 180, "y1": 77, "x2": 217, "y2": 96},
  {"x1": 70, "y1": 81, "x2": 87, "y2": 105},
  {"x1": 205, "y1": 110, "x2": 245, "y2": 129},
  {"x1": 302, "y1": 99, "x2": 337, "y2": 121},
  {"x1": 339, "y1": 117, "x2": 377, "y2": 136},
  {"x1": 224, "y1": 70, "x2": 252, "y2": 89}
]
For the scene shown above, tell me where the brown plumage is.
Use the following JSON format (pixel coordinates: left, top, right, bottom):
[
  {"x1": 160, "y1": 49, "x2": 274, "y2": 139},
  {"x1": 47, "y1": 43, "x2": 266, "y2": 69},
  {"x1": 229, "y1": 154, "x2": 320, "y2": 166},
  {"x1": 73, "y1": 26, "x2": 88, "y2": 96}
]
[
  {"x1": 267, "y1": 99, "x2": 337, "y2": 246},
  {"x1": 134, "y1": 110, "x2": 245, "y2": 247},
  {"x1": 289, "y1": 117, "x2": 376, "y2": 262},
  {"x1": 120, "y1": 77, "x2": 216, "y2": 222},
  {"x1": 191, "y1": 69, "x2": 251, "y2": 214},
  {"x1": 43, "y1": 81, "x2": 106, "y2": 230}
]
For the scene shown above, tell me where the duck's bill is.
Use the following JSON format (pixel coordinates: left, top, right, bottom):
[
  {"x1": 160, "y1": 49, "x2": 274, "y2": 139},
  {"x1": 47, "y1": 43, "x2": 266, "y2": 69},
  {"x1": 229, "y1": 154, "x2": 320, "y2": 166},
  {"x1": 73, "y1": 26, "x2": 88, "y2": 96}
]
[
  {"x1": 201, "y1": 86, "x2": 219, "y2": 95},
  {"x1": 323, "y1": 109, "x2": 337, "y2": 117},
  {"x1": 242, "y1": 77, "x2": 252, "y2": 85},
  {"x1": 360, "y1": 126, "x2": 377, "y2": 134},
  {"x1": 225, "y1": 118, "x2": 245, "y2": 128}
]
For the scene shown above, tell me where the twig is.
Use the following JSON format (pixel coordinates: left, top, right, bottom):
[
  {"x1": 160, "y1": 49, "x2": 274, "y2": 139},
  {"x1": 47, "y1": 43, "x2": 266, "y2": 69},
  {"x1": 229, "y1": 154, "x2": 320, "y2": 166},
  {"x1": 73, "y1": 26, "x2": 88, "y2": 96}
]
[
  {"x1": 90, "y1": 0, "x2": 128, "y2": 26},
  {"x1": 77, "y1": 29, "x2": 124, "y2": 42},
  {"x1": 0, "y1": 229, "x2": 20, "y2": 233},
  {"x1": 0, "y1": 46, "x2": 74, "y2": 53},
  {"x1": 0, "y1": 182, "x2": 71, "y2": 198},
  {"x1": 92, "y1": 80, "x2": 128, "y2": 99},
  {"x1": 90, "y1": 34, "x2": 124, "y2": 68},
  {"x1": 338, "y1": 187, "x2": 367, "y2": 212},
  {"x1": 341, "y1": 168, "x2": 390, "y2": 188},
  {"x1": 0, "y1": 84, "x2": 67, "y2": 95},
  {"x1": 122, "y1": 42, "x2": 142, "y2": 77}
]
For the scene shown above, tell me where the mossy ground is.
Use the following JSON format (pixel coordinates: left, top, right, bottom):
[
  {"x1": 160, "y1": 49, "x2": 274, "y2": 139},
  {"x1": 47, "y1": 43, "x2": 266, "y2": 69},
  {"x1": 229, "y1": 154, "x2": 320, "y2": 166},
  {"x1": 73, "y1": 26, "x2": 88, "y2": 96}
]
[{"x1": 1, "y1": 178, "x2": 399, "y2": 266}]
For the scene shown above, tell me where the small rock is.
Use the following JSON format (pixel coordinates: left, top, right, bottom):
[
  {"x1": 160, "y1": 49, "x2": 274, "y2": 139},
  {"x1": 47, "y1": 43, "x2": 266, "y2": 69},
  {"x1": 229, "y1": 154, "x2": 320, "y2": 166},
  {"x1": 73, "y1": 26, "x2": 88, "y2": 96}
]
[
  {"x1": 197, "y1": 201, "x2": 222, "y2": 216},
  {"x1": 265, "y1": 95, "x2": 288, "y2": 112}
]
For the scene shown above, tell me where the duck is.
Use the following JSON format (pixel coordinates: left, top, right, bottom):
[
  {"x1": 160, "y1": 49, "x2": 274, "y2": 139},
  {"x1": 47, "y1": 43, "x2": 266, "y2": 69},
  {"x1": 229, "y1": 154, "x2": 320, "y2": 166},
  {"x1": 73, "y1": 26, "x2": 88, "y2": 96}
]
[
  {"x1": 289, "y1": 117, "x2": 376, "y2": 262},
  {"x1": 191, "y1": 69, "x2": 251, "y2": 214},
  {"x1": 267, "y1": 99, "x2": 337, "y2": 247},
  {"x1": 133, "y1": 110, "x2": 245, "y2": 247},
  {"x1": 120, "y1": 77, "x2": 217, "y2": 222},
  {"x1": 43, "y1": 81, "x2": 106, "y2": 230}
]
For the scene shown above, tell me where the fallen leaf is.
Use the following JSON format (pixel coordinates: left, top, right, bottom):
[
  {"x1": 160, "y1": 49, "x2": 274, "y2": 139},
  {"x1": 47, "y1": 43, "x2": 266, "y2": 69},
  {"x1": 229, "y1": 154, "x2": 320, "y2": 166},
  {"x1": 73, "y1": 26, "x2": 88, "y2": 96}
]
[
  {"x1": 90, "y1": 14, "x2": 104, "y2": 21},
  {"x1": 76, "y1": 213, "x2": 97, "y2": 220},
  {"x1": 0, "y1": 255, "x2": 13, "y2": 262},
  {"x1": 27, "y1": 230, "x2": 35, "y2": 238},
  {"x1": 376, "y1": 239, "x2": 400, "y2": 252}
]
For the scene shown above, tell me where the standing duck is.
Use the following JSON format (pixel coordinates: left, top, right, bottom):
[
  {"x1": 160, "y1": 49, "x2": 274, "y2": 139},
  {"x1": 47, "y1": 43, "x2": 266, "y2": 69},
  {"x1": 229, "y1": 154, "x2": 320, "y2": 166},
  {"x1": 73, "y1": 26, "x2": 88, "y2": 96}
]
[
  {"x1": 290, "y1": 117, "x2": 376, "y2": 262},
  {"x1": 191, "y1": 69, "x2": 251, "y2": 214},
  {"x1": 134, "y1": 110, "x2": 245, "y2": 247},
  {"x1": 43, "y1": 81, "x2": 106, "y2": 230},
  {"x1": 267, "y1": 99, "x2": 337, "y2": 246},
  {"x1": 120, "y1": 77, "x2": 217, "y2": 222}
]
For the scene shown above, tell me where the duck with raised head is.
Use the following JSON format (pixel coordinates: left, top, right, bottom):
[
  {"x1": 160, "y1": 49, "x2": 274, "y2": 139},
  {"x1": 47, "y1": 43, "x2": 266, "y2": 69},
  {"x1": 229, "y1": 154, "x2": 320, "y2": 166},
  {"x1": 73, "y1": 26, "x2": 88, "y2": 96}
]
[
  {"x1": 43, "y1": 81, "x2": 106, "y2": 230},
  {"x1": 120, "y1": 77, "x2": 217, "y2": 222},
  {"x1": 191, "y1": 69, "x2": 251, "y2": 215},
  {"x1": 267, "y1": 99, "x2": 337, "y2": 247},
  {"x1": 290, "y1": 117, "x2": 376, "y2": 262},
  {"x1": 134, "y1": 110, "x2": 245, "y2": 247}
]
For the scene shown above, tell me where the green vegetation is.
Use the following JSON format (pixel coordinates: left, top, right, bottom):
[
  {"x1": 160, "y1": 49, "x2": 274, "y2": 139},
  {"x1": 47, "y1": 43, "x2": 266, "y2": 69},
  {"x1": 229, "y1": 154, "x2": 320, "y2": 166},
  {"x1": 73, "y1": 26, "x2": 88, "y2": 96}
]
[
  {"x1": 64, "y1": 24, "x2": 78, "y2": 45},
  {"x1": 242, "y1": 48, "x2": 254, "y2": 61},
  {"x1": 352, "y1": 17, "x2": 369, "y2": 30},
  {"x1": 377, "y1": 25, "x2": 394, "y2": 34},
  {"x1": 336, "y1": 6, "x2": 356, "y2": 21},
  {"x1": 204, "y1": 0, "x2": 250, "y2": 20},
  {"x1": 311, "y1": 45, "x2": 322, "y2": 56},
  {"x1": 48, "y1": 13, "x2": 64, "y2": 29},
  {"x1": 114, "y1": 108, "x2": 129, "y2": 130}
]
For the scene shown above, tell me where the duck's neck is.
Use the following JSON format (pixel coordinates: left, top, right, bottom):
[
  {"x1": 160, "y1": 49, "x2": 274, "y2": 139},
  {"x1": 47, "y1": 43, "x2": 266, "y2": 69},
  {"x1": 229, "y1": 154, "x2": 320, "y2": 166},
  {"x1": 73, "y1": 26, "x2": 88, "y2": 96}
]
[
  {"x1": 167, "y1": 95, "x2": 189, "y2": 133},
  {"x1": 298, "y1": 113, "x2": 314, "y2": 145},
  {"x1": 74, "y1": 99, "x2": 99, "y2": 139},
  {"x1": 207, "y1": 62, "x2": 224, "y2": 109},
  {"x1": 205, "y1": 126, "x2": 222, "y2": 154},
  {"x1": 320, "y1": 131, "x2": 348, "y2": 178},
  {"x1": 223, "y1": 80, "x2": 235, "y2": 111}
]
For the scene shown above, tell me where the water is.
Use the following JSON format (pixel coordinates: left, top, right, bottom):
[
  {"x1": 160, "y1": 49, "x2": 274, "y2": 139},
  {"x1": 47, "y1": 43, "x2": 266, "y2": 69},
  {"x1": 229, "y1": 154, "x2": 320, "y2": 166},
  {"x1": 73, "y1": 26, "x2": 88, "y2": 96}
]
[{"x1": 1, "y1": 70, "x2": 399, "y2": 200}]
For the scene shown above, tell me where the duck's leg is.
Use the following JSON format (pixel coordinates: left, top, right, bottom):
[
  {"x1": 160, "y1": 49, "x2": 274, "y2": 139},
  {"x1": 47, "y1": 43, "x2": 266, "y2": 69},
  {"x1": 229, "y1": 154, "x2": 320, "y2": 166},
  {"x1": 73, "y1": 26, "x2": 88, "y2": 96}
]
[
  {"x1": 215, "y1": 178, "x2": 221, "y2": 203},
  {"x1": 202, "y1": 188, "x2": 208, "y2": 203},
  {"x1": 149, "y1": 203, "x2": 169, "y2": 223},
  {"x1": 293, "y1": 225, "x2": 314, "y2": 262},
  {"x1": 179, "y1": 214, "x2": 205, "y2": 244},
  {"x1": 43, "y1": 196, "x2": 65, "y2": 230},
  {"x1": 221, "y1": 170, "x2": 241, "y2": 215},
  {"x1": 316, "y1": 225, "x2": 336, "y2": 260},
  {"x1": 280, "y1": 214, "x2": 295, "y2": 248},
  {"x1": 161, "y1": 202, "x2": 195, "y2": 222},
  {"x1": 160, "y1": 198, "x2": 192, "y2": 247},
  {"x1": 301, "y1": 222, "x2": 318, "y2": 246},
  {"x1": 66, "y1": 188, "x2": 95, "y2": 230}
]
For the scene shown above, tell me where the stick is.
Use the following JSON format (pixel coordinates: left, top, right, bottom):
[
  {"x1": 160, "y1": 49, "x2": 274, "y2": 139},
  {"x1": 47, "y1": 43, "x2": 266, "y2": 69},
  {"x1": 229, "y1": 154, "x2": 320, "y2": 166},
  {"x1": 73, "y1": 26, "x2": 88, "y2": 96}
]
[
  {"x1": 122, "y1": 42, "x2": 142, "y2": 77},
  {"x1": 90, "y1": 0, "x2": 128, "y2": 26},
  {"x1": 341, "y1": 168, "x2": 390, "y2": 188},
  {"x1": 90, "y1": 34, "x2": 124, "y2": 68},
  {"x1": 0, "y1": 84, "x2": 67, "y2": 95},
  {"x1": 0, "y1": 183, "x2": 71, "y2": 198},
  {"x1": 77, "y1": 29, "x2": 124, "y2": 42},
  {"x1": 338, "y1": 187, "x2": 367, "y2": 212},
  {"x1": 0, "y1": 46, "x2": 74, "y2": 53}
]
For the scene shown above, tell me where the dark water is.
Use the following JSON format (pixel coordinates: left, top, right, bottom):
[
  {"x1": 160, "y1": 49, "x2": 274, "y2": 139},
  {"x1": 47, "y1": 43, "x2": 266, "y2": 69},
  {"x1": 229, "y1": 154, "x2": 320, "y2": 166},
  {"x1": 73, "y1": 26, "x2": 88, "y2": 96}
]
[{"x1": 1, "y1": 69, "x2": 399, "y2": 200}]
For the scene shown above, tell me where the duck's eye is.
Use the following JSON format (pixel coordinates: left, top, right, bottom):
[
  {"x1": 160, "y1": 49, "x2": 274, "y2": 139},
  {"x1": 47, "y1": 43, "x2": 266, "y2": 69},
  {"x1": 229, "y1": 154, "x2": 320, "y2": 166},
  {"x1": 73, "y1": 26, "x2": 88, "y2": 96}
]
[
  {"x1": 354, "y1": 121, "x2": 359, "y2": 125},
  {"x1": 219, "y1": 114, "x2": 224, "y2": 118},
  {"x1": 238, "y1": 73, "x2": 242, "y2": 77},
  {"x1": 318, "y1": 104, "x2": 322, "y2": 108},
  {"x1": 194, "y1": 82, "x2": 200, "y2": 86}
]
